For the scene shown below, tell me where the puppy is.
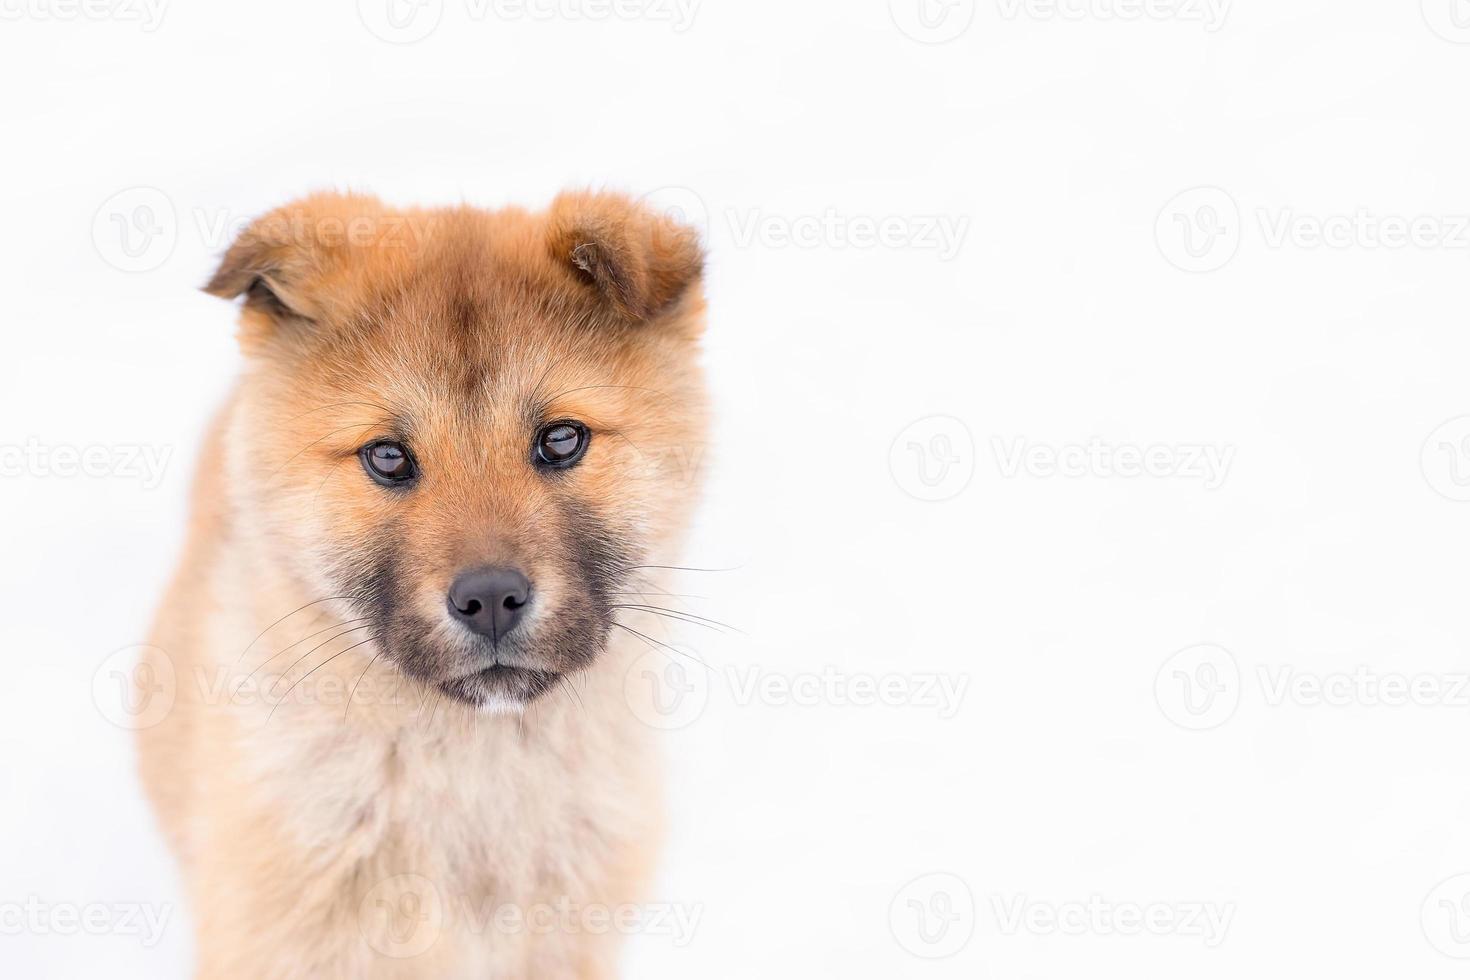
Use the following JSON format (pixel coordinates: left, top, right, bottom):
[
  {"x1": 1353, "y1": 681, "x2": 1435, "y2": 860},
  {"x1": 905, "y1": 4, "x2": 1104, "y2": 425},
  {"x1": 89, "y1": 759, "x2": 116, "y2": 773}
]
[{"x1": 136, "y1": 190, "x2": 708, "y2": 978}]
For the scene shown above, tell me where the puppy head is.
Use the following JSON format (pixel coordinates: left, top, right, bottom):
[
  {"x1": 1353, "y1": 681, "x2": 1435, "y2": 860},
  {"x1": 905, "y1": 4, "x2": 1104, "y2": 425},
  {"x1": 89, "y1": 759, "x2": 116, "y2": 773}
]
[{"x1": 208, "y1": 191, "x2": 707, "y2": 709}]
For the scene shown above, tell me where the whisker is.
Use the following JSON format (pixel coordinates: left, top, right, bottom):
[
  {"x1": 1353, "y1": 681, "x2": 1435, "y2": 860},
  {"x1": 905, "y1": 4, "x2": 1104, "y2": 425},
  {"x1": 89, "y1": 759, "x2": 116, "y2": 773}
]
[
  {"x1": 265, "y1": 623, "x2": 377, "y2": 698},
  {"x1": 611, "y1": 621, "x2": 713, "y2": 672},
  {"x1": 235, "y1": 596, "x2": 366, "y2": 664},
  {"x1": 344, "y1": 650, "x2": 387, "y2": 722},
  {"x1": 237, "y1": 618, "x2": 373, "y2": 693},
  {"x1": 266, "y1": 635, "x2": 381, "y2": 724},
  {"x1": 311, "y1": 454, "x2": 359, "y2": 515},
  {"x1": 525, "y1": 352, "x2": 574, "y2": 412},
  {"x1": 609, "y1": 591, "x2": 710, "y2": 600},
  {"x1": 267, "y1": 419, "x2": 391, "y2": 481},
  {"x1": 610, "y1": 604, "x2": 743, "y2": 635},
  {"x1": 557, "y1": 675, "x2": 584, "y2": 713},
  {"x1": 621, "y1": 564, "x2": 742, "y2": 574}
]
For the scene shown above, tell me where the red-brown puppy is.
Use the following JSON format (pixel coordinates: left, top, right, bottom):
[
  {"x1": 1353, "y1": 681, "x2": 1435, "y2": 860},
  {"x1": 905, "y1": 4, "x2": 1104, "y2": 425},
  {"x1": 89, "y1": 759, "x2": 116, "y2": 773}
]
[{"x1": 137, "y1": 190, "x2": 708, "y2": 978}]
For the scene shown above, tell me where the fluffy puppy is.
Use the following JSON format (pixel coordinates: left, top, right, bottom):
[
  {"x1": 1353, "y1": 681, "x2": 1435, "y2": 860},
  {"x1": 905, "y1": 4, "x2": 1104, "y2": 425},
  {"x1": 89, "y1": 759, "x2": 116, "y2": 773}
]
[{"x1": 136, "y1": 190, "x2": 708, "y2": 978}]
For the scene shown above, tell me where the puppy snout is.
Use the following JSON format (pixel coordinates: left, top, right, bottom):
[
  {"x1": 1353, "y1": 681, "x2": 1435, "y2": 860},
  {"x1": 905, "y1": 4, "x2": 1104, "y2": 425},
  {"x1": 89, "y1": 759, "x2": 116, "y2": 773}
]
[{"x1": 447, "y1": 566, "x2": 532, "y2": 642}]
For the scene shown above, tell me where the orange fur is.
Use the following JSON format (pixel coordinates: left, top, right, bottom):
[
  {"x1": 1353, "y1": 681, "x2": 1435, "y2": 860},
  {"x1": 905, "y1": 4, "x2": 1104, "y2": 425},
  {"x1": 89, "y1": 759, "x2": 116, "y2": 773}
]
[{"x1": 137, "y1": 191, "x2": 708, "y2": 978}]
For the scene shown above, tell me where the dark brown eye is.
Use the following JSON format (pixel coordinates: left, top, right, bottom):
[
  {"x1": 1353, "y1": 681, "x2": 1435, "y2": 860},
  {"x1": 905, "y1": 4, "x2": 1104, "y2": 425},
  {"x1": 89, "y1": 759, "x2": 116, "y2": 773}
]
[
  {"x1": 360, "y1": 441, "x2": 417, "y2": 486},
  {"x1": 534, "y1": 421, "x2": 589, "y2": 468}
]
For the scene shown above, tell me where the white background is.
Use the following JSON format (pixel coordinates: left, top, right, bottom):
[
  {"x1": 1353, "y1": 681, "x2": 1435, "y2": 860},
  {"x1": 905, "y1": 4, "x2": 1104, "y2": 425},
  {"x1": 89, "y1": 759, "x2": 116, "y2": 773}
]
[{"x1": 5, "y1": 0, "x2": 1470, "y2": 976}]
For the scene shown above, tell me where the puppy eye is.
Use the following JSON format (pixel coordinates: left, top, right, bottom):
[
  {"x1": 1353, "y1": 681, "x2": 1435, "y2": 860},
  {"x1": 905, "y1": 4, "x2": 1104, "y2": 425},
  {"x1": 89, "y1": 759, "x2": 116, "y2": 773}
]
[
  {"x1": 534, "y1": 421, "x2": 590, "y2": 468},
  {"x1": 359, "y1": 441, "x2": 418, "y2": 486}
]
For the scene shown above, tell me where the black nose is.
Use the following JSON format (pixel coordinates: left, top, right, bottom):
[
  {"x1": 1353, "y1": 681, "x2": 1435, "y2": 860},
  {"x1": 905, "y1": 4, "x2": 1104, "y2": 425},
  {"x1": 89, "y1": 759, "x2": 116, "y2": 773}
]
[{"x1": 447, "y1": 567, "x2": 532, "y2": 642}]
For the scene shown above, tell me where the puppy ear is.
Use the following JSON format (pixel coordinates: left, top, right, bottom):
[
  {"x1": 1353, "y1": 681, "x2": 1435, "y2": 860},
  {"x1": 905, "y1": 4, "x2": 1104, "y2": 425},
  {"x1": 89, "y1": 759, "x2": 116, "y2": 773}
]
[
  {"x1": 203, "y1": 192, "x2": 389, "y2": 341},
  {"x1": 546, "y1": 191, "x2": 704, "y2": 322}
]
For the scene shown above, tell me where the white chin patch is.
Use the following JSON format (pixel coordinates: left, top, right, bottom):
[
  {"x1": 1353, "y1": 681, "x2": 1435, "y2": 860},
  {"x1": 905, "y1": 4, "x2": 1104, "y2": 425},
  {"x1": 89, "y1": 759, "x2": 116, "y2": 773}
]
[{"x1": 476, "y1": 694, "x2": 527, "y2": 716}]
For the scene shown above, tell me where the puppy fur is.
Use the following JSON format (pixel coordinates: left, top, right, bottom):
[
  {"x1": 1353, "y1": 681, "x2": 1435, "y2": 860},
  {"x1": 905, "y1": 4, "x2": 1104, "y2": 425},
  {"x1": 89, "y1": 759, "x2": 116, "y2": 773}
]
[{"x1": 136, "y1": 191, "x2": 707, "y2": 978}]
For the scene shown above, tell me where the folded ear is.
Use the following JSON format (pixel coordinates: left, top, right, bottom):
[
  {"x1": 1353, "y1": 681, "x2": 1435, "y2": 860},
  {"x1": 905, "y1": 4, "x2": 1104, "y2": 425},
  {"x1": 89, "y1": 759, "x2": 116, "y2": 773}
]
[
  {"x1": 546, "y1": 191, "x2": 704, "y2": 322},
  {"x1": 203, "y1": 192, "x2": 388, "y2": 341}
]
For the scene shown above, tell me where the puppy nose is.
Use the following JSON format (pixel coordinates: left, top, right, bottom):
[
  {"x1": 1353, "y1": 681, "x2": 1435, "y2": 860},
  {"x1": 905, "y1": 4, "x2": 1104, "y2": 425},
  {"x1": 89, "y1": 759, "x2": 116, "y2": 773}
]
[{"x1": 447, "y1": 567, "x2": 532, "y2": 641}]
